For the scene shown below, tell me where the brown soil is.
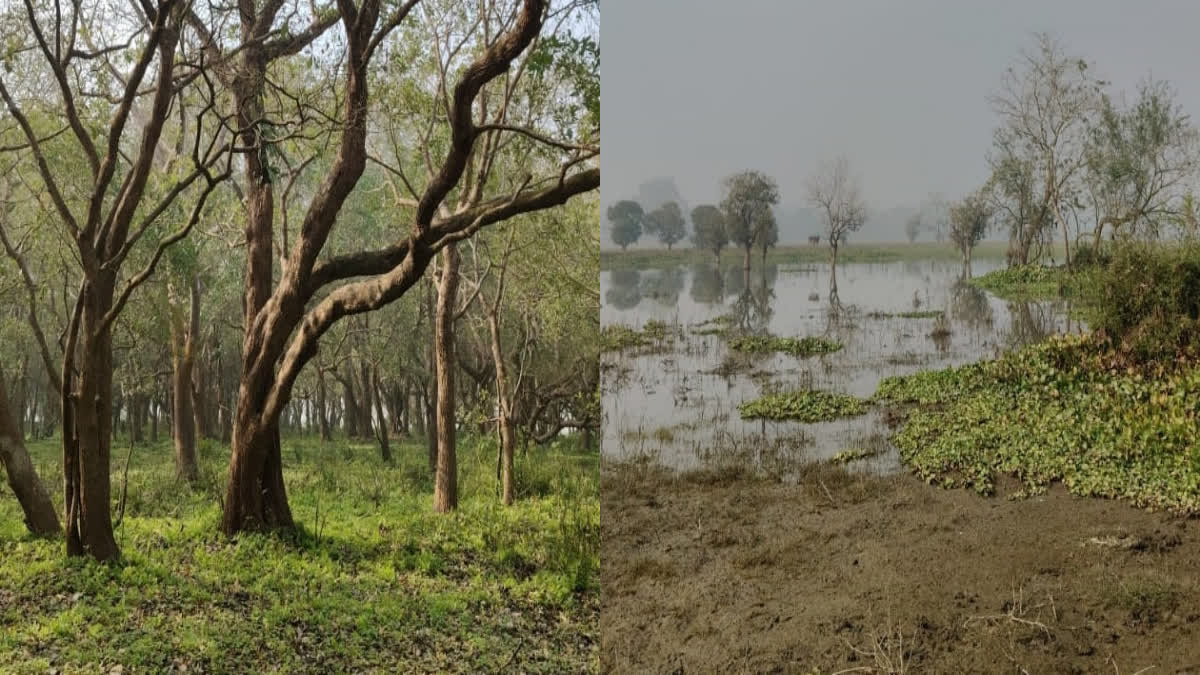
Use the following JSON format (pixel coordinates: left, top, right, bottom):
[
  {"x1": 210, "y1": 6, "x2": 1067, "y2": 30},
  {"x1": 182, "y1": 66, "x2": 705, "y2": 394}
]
[{"x1": 600, "y1": 462, "x2": 1200, "y2": 674}]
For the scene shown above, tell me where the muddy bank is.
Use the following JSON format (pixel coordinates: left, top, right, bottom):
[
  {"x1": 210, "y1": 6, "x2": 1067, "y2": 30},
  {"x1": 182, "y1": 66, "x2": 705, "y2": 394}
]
[{"x1": 600, "y1": 463, "x2": 1200, "y2": 673}]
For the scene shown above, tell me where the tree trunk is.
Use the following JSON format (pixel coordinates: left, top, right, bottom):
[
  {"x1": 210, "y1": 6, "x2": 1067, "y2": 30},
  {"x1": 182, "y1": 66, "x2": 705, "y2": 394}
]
[
  {"x1": 358, "y1": 360, "x2": 374, "y2": 439},
  {"x1": 150, "y1": 397, "x2": 159, "y2": 444},
  {"x1": 488, "y1": 309, "x2": 516, "y2": 507},
  {"x1": 171, "y1": 279, "x2": 201, "y2": 484},
  {"x1": 425, "y1": 277, "x2": 438, "y2": 474},
  {"x1": 340, "y1": 367, "x2": 360, "y2": 438},
  {"x1": 0, "y1": 375, "x2": 60, "y2": 536},
  {"x1": 316, "y1": 369, "x2": 331, "y2": 442},
  {"x1": 63, "y1": 281, "x2": 120, "y2": 561},
  {"x1": 221, "y1": 410, "x2": 293, "y2": 534},
  {"x1": 433, "y1": 245, "x2": 459, "y2": 513},
  {"x1": 742, "y1": 245, "x2": 751, "y2": 273},
  {"x1": 372, "y1": 369, "x2": 391, "y2": 463}
]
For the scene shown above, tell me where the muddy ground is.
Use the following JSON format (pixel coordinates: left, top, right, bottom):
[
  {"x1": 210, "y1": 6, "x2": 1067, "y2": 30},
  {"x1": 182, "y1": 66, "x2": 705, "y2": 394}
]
[{"x1": 600, "y1": 462, "x2": 1200, "y2": 674}]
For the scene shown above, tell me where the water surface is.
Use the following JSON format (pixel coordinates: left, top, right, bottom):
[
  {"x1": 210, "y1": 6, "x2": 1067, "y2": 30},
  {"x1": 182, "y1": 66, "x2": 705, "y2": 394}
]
[{"x1": 601, "y1": 258, "x2": 1079, "y2": 475}]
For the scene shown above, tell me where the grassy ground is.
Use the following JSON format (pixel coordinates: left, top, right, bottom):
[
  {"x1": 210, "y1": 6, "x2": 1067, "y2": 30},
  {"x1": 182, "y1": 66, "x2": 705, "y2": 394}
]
[
  {"x1": 0, "y1": 434, "x2": 598, "y2": 674},
  {"x1": 600, "y1": 240, "x2": 1009, "y2": 269}
]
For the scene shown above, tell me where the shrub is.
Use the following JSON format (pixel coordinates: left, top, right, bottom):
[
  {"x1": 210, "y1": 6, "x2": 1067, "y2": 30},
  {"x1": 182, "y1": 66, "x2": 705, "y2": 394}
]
[
  {"x1": 1088, "y1": 241, "x2": 1200, "y2": 363},
  {"x1": 1072, "y1": 240, "x2": 1112, "y2": 268}
]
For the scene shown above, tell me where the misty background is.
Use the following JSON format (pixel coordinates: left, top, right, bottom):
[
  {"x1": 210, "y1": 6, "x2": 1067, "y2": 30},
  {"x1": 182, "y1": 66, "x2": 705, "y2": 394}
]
[{"x1": 601, "y1": 1, "x2": 1200, "y2": 247}]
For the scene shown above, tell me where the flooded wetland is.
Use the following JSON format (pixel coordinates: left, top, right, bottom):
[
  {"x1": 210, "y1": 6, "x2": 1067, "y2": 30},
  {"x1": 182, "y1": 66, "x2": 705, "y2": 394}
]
[
  {"x1": 600, "y1": 254, "x2": 1200, "y2": 674},
  {"x1": 601, "y1": 257, "x2": 1076, "y2": 475}
]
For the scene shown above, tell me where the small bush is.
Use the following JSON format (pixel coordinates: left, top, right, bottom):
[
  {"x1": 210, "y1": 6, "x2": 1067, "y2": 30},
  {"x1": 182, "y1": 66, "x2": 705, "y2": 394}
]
[
  {"x1": 1072, "y1": 240, "x2": 1112, "y2": 269},
  {"x1": 1088, "y1": 241, "x2": 1200, "y2": 363}
]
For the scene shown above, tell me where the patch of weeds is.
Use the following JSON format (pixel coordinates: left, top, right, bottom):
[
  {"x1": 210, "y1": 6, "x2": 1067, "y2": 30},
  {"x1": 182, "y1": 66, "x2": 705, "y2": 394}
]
[
  {"x1": 969, "y1": 264, "x2": 1074, "y2": 301},
  {"x1": 601, "y1": 319, "x2": 675, "y2": 352},
  {"x1": 707, "y1": 350, "x2": 758, "y2": 377},
  {"x1": 728, "y1": 334, "x2": 842, "y2": 358},
  {"x1": 738, "y1": 390, "x2": 867, "y2": 423},
  {"x1": 928, "y1": 314, "x2": 952, "y2": 338},
  {"x1": 692, "y1": 313, "x2": 737, "y2": 336},
  {"x1": 867, "y1": 310, "x2": 945, "y2": 320},
  {"x1": 1104, "y1": 571, "x2": 1181, "y2": 625},
  {"x1": 831, "y1": 448, "x2": 877, "y2": 464}
]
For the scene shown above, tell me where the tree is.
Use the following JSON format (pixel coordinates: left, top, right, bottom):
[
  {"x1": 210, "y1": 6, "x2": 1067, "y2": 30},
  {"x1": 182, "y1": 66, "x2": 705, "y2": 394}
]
[
  {"x1": 904, "y1": 213, "x2": 922, "y2": 243},
  {"x1": 0, "y1": 373, "x2": 60, "y2": 536},
  {"x1": 608, "y1": 200, "x2": 644, "y2": 250},
  {"x1": 949, "y1": 191, "x2": 992, "y2": 268},
  {"x1": 720, "y1": 170, "x2": 780, "y2": 272},
  {"x1": 1, "y1": 0, "x2": 231, "y2": 560},
  {"x1": 807, "y1": 156, "x2": 867, "y2": 287},
  {"x1": 690, "y1": 205, "x2": 728, "y2": 262},
  {"x1": 986, "y1": 146, "x2": 1050, "y2": 265},
  {"x1": 214, "y1": 0, "x2": 598, "y2": 534},
  {"x1": 990, "y1": 32, "x2": 1101, "y2": 271},
  {"x1": 756, "y1": 208, "x2": 778, "y2": 265},
  {"x1": 643, "y1": 201, "x2": 686, "y2": 250},
  {"x1": 1084, "y1": 79, "x2": 1199, "y2": 244}
]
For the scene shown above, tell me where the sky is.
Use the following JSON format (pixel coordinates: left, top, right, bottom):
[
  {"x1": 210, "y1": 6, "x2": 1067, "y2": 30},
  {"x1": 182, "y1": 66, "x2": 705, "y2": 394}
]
[{"x1": 602, "y1": 1, "x2": 1200, "y2": 216}]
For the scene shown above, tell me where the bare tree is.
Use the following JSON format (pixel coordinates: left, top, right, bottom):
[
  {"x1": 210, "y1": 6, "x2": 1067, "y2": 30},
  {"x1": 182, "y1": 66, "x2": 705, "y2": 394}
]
[
  {"x1": 807, "y1": 156, "x2": 867, "y2": 289},
  {"x1": 989, "y1": 32, "x2": 1101, "y2": 271}
]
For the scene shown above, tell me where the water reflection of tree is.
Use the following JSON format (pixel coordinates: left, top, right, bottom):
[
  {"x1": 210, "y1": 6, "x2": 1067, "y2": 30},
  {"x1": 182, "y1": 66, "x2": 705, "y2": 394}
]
[
  {"x1": 950, "y1": 275, "x2": 994, "y2": 329},
  {"x1": 640, "y1": 266, "x2": 686, "y2": 306},
  {"x1": 728, "y1": 266, "x2": 776, "y2": 333},
  {"x1": 604, "y1": 268, "x2": 642, "y2": 310},
  {"x1": 689, "y1": 263, "x2": 725, "y2": 306},
  {"x1": 1005, "y1": 300, "x2": 1057, "y2": 348}
]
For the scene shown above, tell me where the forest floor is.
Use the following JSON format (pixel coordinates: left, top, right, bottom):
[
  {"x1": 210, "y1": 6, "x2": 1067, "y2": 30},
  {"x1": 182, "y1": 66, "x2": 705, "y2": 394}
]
[
  {"x1": 600, "y1": 461, "x2": 1200, "y2": 674},
  {"x1": 0, "y1": 435, "x2": 598, "y2": 674}
]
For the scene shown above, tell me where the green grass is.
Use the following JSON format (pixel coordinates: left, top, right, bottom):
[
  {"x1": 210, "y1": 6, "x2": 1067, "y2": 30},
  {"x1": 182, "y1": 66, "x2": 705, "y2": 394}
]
[
  {"x1": 877, "y1": 333, "x2": 1200, "y2": 512},
  {"x1": 727, "y1": 334, "x2": 843, "y2": 357},
  {"x1": 738, "y1": 390, "x2": 868, "y2": 423},
  {"x1": 600, "y1": 241, "x2": 1009, "y2": 270},
  {"x1": 0, "y1": 434, "x2": 598, "y2": 673}
]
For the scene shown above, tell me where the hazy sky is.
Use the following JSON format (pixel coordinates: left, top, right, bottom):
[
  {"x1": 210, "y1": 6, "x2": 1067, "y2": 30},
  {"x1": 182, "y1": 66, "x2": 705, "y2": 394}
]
[{"x1": 603, "y1": 1, "x2": 1200, "y2": 210}]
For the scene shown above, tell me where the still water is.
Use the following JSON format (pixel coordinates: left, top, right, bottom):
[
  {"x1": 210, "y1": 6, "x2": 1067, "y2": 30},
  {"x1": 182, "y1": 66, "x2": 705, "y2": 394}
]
[{"x1": 601, "y1": 258, "x2": 1080, "y2": 474}]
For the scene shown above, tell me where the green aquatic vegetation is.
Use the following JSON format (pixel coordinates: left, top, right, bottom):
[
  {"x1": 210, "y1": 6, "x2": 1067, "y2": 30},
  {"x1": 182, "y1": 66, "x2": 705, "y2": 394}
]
[
  {"x1": 882, "y1": 333, "x2": 1200, "y2": 512},
  {"x1": 968, "y1": 264, "x2": 1091, "y2": 301},
  {"x1": 873, "y1": 362, "x2": 989, "y2": 405},
  {"x1": 601, "y1": 319, "x2": 674, "y2": 352},
  {"x1": 692, "y1": 313, "x2": 737, "y2": 336},
  {"x1": 866, "y1": 310, "x2": 945, "y2": 319},
  {"x1": 727, "y1": 334, "x2": 842, "y2": 358},
  {"x1": 738, "y1": 390, "x2": 867, "y2": 422},
  {"x1": 830, "y1": 447, "x2": 881, "y2": 464}
]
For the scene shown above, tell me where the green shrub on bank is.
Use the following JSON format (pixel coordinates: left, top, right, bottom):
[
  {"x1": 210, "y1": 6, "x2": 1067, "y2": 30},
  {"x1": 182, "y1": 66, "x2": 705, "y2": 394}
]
[{"x1": 1087, "y1": 241, "x2": 1200, "y2": 364}]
